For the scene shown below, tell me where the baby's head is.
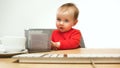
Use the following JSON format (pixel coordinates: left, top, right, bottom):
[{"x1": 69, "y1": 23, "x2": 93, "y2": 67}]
[
  {"x1": 57, "y1": 3, "x2": 79, "y2": 20},
  {"x1": 56, "y1": 3, "x2": 79, "y2": 32}
]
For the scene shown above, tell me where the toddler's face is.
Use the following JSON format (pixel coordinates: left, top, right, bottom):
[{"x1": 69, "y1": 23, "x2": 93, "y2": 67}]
[{"x1": 56, "y1": 14, "x2": 76, "y2": 32}]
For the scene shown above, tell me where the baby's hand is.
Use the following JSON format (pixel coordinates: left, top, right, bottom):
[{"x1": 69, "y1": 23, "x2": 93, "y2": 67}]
[{"x1": 50, "y1": 41, "x2": 60, "y2": 48}]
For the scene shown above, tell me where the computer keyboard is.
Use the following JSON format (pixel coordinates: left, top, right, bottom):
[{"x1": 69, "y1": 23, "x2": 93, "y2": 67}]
[{"x1": 12, "y1": 53, "x2": 120, "y2": 64}]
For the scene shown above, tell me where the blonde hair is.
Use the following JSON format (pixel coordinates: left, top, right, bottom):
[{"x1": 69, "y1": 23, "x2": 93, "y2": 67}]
[{"x1": 57, "y1": 3, "x2": 79, "y2": 20}]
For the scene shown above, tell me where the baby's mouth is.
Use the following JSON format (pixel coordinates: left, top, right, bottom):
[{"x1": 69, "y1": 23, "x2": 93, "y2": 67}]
[
  {"x1": 59, "y1": 27, "x2": 64, "y2": 30},
  {"x1": 58, "y1": 27, "x2": 65, "y2": 32}
]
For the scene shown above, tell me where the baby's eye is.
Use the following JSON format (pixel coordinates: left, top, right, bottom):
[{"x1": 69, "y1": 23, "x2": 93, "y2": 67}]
[
  {"x1": 57, "y1": 18, "x2": 61, "y2": 21},
  {"x1": 64, "y1": 19, "x2": 69, "y2": 23}
]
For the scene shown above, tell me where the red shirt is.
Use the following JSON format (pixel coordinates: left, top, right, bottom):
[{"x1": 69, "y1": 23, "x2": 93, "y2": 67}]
[{"x1": 51, "y1": 28, "x2": 81, "y2": 50}]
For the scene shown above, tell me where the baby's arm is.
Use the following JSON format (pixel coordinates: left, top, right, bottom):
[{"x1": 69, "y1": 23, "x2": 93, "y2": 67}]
[{"x1": 59, "y1": 31, "x2": 81, "y2": 49}]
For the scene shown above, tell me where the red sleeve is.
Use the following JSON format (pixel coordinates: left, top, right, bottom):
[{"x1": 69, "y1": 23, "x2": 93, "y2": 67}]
[
  {"x1": 59, "y1": 30, "x2": 81, "y2": 50},
  {"x1": 51, "y1": 30, "x2": 56, "y2": 42}
]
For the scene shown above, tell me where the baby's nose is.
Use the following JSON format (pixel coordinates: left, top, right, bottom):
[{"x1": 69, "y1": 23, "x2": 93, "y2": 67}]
[{"x1": 59, "y1": 21, "x2": 64, "y2": 25}]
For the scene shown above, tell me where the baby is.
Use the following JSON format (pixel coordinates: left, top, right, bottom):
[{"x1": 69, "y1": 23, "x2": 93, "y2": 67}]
[{"x1": 51, "y1": 3, "x2": 81, "y2": 50}]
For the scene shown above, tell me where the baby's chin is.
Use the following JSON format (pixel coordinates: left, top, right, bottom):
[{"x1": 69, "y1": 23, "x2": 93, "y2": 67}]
[
  {"x1": 57, "y1": 27, "x2": 70, "y2": 32},
  {"x1": 58, "y1": 28, "x2": 65, "y2": 32},
  {"x1": 58, "y1": 29, "x2": 68, "y2": 32}
]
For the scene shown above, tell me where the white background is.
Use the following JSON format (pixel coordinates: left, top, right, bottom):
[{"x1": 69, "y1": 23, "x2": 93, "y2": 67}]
[{"x1": 0, "y1": 0, "x2": 120, "y2": 48}]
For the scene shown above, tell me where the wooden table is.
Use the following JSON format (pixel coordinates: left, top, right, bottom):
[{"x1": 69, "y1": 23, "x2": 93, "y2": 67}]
[{"x1": 0, "y1": 48, "x2": 120, "y2": 68}]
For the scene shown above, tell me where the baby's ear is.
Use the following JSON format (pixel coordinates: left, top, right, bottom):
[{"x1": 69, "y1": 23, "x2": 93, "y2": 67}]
[{"x1": 73, "y1": 19, "x2": 78, "y2": 26}]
